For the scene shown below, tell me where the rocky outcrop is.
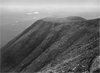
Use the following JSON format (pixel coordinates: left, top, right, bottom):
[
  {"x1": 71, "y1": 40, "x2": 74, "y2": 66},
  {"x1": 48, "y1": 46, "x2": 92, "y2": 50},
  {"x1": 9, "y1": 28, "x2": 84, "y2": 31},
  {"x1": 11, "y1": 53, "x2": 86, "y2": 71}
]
[{"x1": 1, "y1": 16, "x2": 100, "y2": 73}]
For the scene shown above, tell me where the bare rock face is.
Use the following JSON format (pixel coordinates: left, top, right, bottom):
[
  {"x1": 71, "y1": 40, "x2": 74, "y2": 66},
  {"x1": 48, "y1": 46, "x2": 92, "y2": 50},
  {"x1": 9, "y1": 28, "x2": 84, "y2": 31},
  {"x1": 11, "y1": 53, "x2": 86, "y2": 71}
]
[
  {"x1": 90, "y1": 56, "x2": 100, "y2": 73},
  {"x1": 1, "y1": 16, "x2": 100, "y2": 73}
]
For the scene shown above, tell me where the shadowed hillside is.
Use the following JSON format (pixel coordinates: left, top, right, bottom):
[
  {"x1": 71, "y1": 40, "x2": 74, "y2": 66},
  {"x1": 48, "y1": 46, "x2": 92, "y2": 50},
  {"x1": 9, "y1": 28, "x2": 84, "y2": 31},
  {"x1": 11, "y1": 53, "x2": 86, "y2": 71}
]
[{"x1": 1, "y1": 16, "x2": 100, "y2": 73}]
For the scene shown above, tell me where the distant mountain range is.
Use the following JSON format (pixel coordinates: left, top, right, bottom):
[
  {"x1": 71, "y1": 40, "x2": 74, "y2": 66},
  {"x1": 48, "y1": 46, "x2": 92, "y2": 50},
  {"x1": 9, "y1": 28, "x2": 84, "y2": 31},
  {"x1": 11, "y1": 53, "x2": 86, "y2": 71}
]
[{"x1": 1, "y1": 16, "x2": 100, "y2": 73}]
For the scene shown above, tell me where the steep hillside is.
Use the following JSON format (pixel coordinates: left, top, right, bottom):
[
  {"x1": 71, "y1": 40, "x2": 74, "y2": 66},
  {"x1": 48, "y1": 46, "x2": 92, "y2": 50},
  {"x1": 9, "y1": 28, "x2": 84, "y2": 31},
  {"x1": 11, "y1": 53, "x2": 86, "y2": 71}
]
[{"x1": 1, "y1": 16, "x2": 100, "y2": 73}]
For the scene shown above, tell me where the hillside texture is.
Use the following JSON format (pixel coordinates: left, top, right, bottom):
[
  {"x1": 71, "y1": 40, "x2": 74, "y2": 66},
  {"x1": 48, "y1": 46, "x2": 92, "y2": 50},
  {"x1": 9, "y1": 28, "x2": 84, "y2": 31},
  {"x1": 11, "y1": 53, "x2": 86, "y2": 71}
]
[{"x1": 1, "y1": 17, "x2": 100, "y2": 73}]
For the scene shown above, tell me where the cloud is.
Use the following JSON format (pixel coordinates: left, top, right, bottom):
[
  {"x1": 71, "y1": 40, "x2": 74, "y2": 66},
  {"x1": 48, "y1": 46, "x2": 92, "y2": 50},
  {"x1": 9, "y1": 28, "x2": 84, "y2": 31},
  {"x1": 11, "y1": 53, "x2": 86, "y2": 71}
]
[
  {"x1": 1, "y1": 0, "x2": 99, "y2": 4},
  {"x1": 16, "y1": 21, "x2": 19, "y2": 23},
  {"x1": 33, "y1": 11, "x2": 39, "y2": 14},
  {"x1": 0, "y1": 0, "x2": 99, "y2": 12}
]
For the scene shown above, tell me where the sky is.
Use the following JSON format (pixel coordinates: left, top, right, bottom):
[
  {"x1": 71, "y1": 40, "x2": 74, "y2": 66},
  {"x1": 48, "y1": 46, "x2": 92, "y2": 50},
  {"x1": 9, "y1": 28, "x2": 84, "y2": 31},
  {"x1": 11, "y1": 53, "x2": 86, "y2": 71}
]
[{"x1": 0, "y1": 0, "x2": 99, "y2": 12}]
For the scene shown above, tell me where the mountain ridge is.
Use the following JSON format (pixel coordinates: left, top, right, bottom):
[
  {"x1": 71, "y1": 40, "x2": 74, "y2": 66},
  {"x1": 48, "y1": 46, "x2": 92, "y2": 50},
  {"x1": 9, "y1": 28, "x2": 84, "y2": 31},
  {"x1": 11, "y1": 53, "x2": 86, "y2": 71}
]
[
  {"x1": 1, "y1": 16, "x2": 100, "y2": 73},
  {"x1": 42, "y1": 16, "x2": 86, "y2": 22}
]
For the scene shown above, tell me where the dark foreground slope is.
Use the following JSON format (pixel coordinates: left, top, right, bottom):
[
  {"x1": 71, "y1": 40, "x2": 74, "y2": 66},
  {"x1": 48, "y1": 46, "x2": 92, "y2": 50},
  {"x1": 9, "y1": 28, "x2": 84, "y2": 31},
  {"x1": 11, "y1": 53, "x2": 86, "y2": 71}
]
[{"x1": 1, "y1": 17, "x2": 100, "y2": 73}]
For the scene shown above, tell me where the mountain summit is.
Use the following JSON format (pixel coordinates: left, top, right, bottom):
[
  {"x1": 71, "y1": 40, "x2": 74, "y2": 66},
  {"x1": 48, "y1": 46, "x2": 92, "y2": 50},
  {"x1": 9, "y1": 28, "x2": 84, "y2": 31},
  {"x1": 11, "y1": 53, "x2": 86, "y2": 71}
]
[
  {"x1": 1, "y1": 16, "x2": 100, "y2": 73},
  {"x1": 43, "y1": 16, "x2": 86, "y2": 22}
]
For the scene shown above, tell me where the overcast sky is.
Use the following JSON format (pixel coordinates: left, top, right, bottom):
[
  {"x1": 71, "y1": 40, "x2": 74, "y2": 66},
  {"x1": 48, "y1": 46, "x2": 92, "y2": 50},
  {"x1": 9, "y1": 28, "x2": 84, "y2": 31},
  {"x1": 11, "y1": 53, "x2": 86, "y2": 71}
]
[
  {"x1": 0, "y1": 0, "x2": 99, "y2": 12},
  {"x1": 1, "y1": 0, "x2": 99, "y2": 4}
]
